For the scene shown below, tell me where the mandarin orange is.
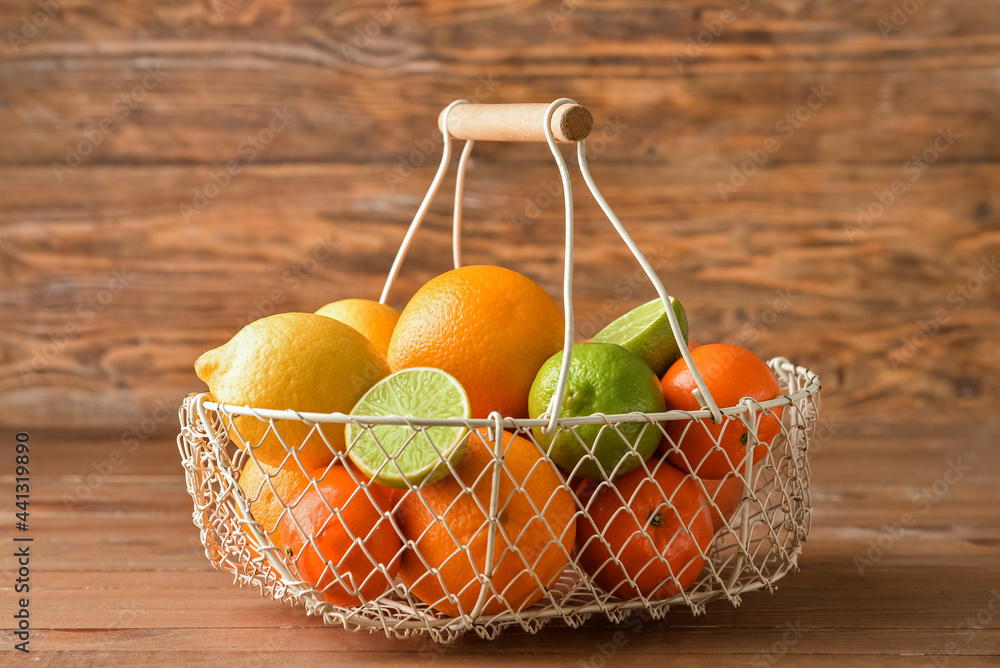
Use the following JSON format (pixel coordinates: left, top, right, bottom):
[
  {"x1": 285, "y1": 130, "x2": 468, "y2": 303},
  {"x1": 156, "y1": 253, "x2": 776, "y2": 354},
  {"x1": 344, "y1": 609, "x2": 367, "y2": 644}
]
[
  {"x1": 576, "y1": 461, "x2": 713, "y2": 600},
  {"x1": 660, "y1": 344, "x2": 783, "y2": 479},
  {"x1": 237, "y1": 459, "x2": 313, "y2": 536},
  {"x1": 395, "y1": 429, "x2": 575, "y2": 617},
  {"x1": 701, "y1": 474, "x2": 745, "y2": 532},
  {"x1": 278, "y1": 465, "x2": 401, "y2": 607}
]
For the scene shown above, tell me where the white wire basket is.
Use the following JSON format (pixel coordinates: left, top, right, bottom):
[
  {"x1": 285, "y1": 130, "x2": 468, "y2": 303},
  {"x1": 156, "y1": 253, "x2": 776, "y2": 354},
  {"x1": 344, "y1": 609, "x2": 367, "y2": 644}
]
[{"x1": 177, "y1": 99, "x2": 822, "y2": 643}]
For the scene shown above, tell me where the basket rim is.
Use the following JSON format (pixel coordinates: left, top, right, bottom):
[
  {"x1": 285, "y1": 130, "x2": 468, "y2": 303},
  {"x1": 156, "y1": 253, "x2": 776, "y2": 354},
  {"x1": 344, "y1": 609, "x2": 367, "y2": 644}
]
[{"x1": 192, "y1": 359, "x2": 819, "y2": 429}]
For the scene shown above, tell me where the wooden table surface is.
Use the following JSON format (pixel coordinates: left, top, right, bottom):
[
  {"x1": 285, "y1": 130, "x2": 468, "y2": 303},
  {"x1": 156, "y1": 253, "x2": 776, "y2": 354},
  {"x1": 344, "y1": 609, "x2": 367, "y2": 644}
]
[{"x1": 2, "y1": 421, "x2": 994, "y2": 666}]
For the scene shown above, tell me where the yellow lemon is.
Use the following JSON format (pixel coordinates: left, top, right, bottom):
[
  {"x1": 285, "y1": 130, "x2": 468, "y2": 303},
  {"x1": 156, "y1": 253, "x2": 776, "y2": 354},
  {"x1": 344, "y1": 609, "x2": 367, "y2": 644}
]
[
  {"x1": 195, "y1": 313, "x2": 391, "y2": 469},
  {"x1": 315, "y1": 299, "x2": 400, "y2": 359}
]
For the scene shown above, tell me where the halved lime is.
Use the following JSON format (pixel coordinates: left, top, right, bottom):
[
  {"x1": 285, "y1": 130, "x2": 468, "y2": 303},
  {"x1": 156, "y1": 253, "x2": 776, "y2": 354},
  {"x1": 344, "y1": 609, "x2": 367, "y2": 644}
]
[
  {"x1": 346, "y1": 368, "x2": 470, "y2": 488},
  {"x1": 591, "y1": 297, "x2": 688, "y2": 376}
]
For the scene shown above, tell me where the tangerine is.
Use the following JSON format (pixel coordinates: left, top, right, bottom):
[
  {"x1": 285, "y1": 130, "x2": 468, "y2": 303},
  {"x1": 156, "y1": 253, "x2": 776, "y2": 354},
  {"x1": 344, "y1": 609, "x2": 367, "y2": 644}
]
[
  {"x1": 278, "y1": 464, "x2": 401, "y2": 607},
  {"x1": 576, "y1": 461, "x2": 713, "y2": 600},
  {"x1": 395, "y1": 429, "x2": 575, "y2": 617},
  {"x1": 237, "y1": 459, "x2": 313, "y2": 536},
  {"x1": 660, "y1": 344, "x2": 783, "y2": 479},
  {"x1": 701, "y1": 474, "x2": 745, "y2": 533}
]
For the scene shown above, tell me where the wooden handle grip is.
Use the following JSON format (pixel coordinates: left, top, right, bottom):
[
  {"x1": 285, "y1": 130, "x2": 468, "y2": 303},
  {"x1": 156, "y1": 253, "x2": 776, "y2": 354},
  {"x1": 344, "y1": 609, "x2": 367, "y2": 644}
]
[{"x1": 441, "y1": 103, "x2": 593, "y2": 143}]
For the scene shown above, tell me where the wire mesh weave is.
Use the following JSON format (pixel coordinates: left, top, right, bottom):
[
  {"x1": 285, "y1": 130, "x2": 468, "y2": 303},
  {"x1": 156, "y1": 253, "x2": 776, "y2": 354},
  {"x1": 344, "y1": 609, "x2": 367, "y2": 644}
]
[{"x1": 177, "y1": 358, "x2": 820, "y2": 642}]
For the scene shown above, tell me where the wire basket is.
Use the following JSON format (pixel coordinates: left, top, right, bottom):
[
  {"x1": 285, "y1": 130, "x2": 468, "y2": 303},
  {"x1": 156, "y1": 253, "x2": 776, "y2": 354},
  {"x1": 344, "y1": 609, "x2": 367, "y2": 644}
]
[{"x1": 177, "y1": 99, "x2": 822, "y2": 643}]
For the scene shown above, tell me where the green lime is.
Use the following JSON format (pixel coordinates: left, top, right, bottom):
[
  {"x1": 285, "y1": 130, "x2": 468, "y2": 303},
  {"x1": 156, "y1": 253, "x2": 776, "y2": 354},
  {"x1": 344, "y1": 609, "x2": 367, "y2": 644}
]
[
  {"x1": 528, "y1": 343, "x2": 666, "y2": 479},
  {"x1": 591, "y1": 297, "x2": 688, "y2": 377},
  {"x1": 346, "y1": 367, "x2": 470, "y2": 488}
]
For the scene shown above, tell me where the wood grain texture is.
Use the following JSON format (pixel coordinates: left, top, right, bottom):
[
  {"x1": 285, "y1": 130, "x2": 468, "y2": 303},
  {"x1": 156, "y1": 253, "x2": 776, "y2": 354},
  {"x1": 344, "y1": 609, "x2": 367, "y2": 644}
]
[
  {"x1": 0, "y1": 0, "x2": 998, "y2": 433},
  {"x1": 1, "y1": 426, "x2": 996, "y2": 664}
]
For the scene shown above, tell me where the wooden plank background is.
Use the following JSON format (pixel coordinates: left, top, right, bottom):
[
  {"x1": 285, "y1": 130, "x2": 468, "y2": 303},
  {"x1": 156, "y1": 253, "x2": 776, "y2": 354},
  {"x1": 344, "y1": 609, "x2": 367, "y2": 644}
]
[{"x1": 1, "y1": 1, "x2": 998, "y2": 432}]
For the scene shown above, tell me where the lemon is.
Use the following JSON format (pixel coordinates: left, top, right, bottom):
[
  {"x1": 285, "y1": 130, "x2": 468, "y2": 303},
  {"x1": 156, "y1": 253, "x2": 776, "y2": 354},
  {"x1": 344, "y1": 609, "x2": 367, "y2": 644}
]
[
  {"x1": 528, "y1": 343, "x2": 666, "y2": 479},
  {"x1": 591, "y1": 297, "x2": 688, "y2": 376},
  {"x1": 195, "y1": 313, "x2": 391, "y2": 470},
  {"x1": 347, "y1": 368, "x2": 470, "y2": 488},
  {"x1": 315, "y1": 298, "x2": 400, "y2": 359}
]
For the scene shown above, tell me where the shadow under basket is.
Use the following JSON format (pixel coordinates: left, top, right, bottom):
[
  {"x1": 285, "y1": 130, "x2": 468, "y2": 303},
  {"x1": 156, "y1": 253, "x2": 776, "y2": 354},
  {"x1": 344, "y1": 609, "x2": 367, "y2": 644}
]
[{"x1": 177, "y1": 358, "x2": 820, "y2": 643}]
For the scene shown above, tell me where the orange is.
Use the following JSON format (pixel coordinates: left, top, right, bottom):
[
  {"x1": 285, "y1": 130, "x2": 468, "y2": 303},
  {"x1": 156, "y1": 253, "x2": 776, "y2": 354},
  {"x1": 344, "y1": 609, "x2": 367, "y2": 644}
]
[
  {"x1": 701, "y1": 474, "x2": 745, "y2": 532},
  {"x1": 237, "y1": 459, "x2": 313, "y2": 537},
  {"x1": 387, "y1": 265, "x2": 564, "y2": 418},
  {"x1": 278, "y1": 465, "x2": 401, "y2": 607},
  {"x1": 576, "y1": 461, "x2": 713, "y2": 600},
  {"x1": 315, "y1": 298, "x2": 400, "y2": 359},
  {"x1": 659, "y1": 344, "x2": 783, "y2": 479},
  {"x1": 395, "y1": 429, "x2": 576, "y2": 617}
]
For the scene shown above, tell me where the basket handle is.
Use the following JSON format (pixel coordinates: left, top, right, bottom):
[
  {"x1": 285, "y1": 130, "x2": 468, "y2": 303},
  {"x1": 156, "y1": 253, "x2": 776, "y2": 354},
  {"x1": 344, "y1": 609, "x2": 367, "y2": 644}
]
[
  {"x1": 440, "y1": 103, "x2": 594, "y2": 143},
  {"x1": 380, "y1": 100, "x2": 724, "y2": 432}
]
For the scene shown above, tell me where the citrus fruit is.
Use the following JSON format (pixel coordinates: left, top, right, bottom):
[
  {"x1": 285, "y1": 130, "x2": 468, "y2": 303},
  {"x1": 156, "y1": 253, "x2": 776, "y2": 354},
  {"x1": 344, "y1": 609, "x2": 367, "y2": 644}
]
[
  {"x1": 237, "y1": 459, "x2": 314, "y2": 536},
  {"x1": 395, "y1": 429, "x2": 576, "y2": 617},
  {"x1": 659, "y1": 344, "x2": 783, "y2": 479},
  {"x1": 346, "y1": 368, "x2": 470, "y2": 489},
  {"x1": 702, "y1": 474, "x2": 745, "y2": 532},
  {"x1": 315, "y1": 298, "x2": 400, "y2": 359},
  {"x1": 195, "y1": 313, "x2": 391, "y2": 470},
  {"x1": 278, "y1": 464, "x2": 401, "y2": 607},
  {"x1": 528, "y1": 343, "x2": 666, "y2": 479},
  {"x1": 387, "y1": 265, "x2": 564, "y2": 418},
  {"x1": 591, "y1": 297, "x2": 688, "y2": 376},
  {"x1": 576, "y1": 460, "x2": 713, "y2": 600}
]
